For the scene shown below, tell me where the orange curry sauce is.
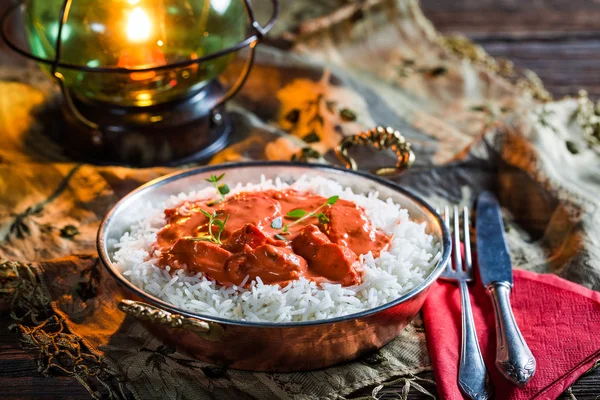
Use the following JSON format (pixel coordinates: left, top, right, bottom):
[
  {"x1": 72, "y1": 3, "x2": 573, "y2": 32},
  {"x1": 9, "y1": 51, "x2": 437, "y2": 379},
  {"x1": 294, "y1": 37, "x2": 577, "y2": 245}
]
[{"x1": 154, "y1": 189, "x2": 391, "y2": 288}]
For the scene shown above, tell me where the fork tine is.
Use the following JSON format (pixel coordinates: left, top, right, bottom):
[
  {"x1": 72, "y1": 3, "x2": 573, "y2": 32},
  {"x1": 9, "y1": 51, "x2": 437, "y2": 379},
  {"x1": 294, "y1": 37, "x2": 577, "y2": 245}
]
[
  {"x1": 453, "y1": 206, "x2": 463, "y2": 272},
  {"x1": 463, "y1": 206, "x2": 472, "y2": 274}
]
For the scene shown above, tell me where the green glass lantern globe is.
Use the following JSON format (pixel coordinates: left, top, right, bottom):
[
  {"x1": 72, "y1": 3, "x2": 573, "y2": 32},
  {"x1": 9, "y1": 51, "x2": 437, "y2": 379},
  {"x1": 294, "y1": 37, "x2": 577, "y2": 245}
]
[{"x1": 24, "y1": 0, "x2": 247, "y2": 107}]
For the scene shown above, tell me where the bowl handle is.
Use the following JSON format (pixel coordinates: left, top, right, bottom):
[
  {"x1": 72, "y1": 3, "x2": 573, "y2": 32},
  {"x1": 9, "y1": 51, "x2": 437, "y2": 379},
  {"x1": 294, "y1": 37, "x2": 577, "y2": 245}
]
[
  {"x1": 335, "y1": 126, "x2": 415, "y2": 177},
  {"x1": 118, "y1": 299, "x2": 225, "y2": 342}
]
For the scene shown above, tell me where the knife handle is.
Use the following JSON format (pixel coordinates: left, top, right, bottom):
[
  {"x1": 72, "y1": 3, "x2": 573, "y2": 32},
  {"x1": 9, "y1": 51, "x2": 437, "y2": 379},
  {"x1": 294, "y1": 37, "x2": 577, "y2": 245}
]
[{"x1": 487, "y1": 282, "x2": 536, "y2": 386}]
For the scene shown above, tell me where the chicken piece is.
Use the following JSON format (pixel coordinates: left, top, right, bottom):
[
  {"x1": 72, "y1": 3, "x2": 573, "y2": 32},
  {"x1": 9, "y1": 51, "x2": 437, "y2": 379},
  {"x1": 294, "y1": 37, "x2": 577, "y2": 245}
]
[
  {"x1": 226, "y1": 244, "x2": 307, "y2": 287},
  {"x1": 292, "y1": 224, "x2": 362, "y2": 286},
  {"x1": 159, "y1": 238, "x2": 232, "y2": 282},
  {"x1": 223, "y1": 223, "x2": 270, "y2": 253},
  {"x1": 325, "y1": 203, "x2": 390, "y2": 257},
  {"x1": 291, "y1": 224, "x2": 331, "y2": 259},
  {"x1": 307, "y1": 243, "x2": 362, "y2": 286}
]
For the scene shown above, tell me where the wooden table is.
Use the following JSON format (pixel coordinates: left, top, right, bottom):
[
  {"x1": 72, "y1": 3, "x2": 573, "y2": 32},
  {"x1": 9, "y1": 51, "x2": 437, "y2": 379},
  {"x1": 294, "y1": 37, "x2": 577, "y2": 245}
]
[
  {"x1": 1, "y1": 0, "x2": 599, "y2": 398},
  {"x1": 422, "y1": 0, "x2": 600, "y2": 100}
]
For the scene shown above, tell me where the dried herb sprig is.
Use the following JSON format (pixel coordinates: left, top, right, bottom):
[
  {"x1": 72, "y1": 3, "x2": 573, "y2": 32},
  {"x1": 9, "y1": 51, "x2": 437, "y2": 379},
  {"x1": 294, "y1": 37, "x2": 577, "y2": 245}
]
[
  {"x1": 280, "y1": 195, "x2": 339, "y2": 234},
  {"x1": 205, "y1": 174, "x2": 230, "y2": 205},
  {"x1": 185, "y1": 209, "x2": 229, "y2": 244}
]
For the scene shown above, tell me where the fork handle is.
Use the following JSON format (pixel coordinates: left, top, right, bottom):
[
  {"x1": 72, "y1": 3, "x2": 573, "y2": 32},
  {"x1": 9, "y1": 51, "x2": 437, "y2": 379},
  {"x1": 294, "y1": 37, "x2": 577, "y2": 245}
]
[
  {"x1": 487, "y1": 282, "x2": 536, "y2": 386},
  {"x1": 458, "y1": 280, "x2": 491, "y2": 400}
]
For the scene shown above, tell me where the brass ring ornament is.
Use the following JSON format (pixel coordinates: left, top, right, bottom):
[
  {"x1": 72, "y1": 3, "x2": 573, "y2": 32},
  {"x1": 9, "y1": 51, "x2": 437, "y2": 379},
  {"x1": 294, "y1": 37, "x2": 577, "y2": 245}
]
[
  {"x1": 335, "y1": 126, "x2": 415, "y2": 177},
  {"x1": 118, "y1": 299, "x2": 224, "y2": 342}
]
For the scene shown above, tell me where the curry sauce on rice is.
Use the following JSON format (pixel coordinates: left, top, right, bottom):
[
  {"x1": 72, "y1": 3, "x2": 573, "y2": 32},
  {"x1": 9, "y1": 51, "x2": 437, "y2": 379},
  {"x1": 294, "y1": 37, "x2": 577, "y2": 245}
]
[
  {"x1": 155, "y1": 189, "x2": 390, "y2": 288},
  {"x1": 112, "y1": 175, "x2": 440, "y2": 322}
]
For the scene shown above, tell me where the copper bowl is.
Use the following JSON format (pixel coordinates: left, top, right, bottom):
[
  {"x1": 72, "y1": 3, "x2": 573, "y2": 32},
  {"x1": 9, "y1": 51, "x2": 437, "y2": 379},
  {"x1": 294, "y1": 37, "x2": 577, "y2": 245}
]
[{"x1": 97, "y1": 162, "x2": 450, "y2": 372}]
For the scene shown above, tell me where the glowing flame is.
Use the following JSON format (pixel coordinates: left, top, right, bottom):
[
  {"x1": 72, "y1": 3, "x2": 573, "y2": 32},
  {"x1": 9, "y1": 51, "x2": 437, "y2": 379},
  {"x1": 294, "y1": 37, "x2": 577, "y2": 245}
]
[
  {"x1": 136, "y1": 92, "x2": 153, "y2": 106},
  {"x1": 211, "y1": 0, "x2": 231, "y2": 14},
  {"x1": 127, "y1": 7, "x2": 151, "y2": 42}
]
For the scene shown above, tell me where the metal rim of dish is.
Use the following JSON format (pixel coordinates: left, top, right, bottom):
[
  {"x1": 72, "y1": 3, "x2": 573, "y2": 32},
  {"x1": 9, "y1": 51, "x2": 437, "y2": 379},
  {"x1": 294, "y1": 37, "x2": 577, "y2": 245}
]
[{"x1": 97, "y1": 161, "x2": 451, "y2": 328}]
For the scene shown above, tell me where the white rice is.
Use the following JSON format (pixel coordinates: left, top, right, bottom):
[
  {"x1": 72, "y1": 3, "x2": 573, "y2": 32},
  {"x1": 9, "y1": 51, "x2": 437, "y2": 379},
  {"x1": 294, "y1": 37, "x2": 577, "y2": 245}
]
[{"x1": 111, "y1": 175, "x2": 441, "y2": 322}]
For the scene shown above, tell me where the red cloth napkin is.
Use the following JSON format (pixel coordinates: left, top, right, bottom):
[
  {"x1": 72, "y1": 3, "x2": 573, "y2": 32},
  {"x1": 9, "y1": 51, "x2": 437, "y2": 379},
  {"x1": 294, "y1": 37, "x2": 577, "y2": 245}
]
[{"x1": 423, "y1": 267, "x2": 600, "y2": 399}]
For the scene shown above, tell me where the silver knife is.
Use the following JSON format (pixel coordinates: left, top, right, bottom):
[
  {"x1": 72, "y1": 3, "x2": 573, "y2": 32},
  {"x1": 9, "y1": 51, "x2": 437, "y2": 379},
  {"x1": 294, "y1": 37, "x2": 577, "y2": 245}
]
[{"x1": 476, "y1": 191, "x2": 536, "y2": 386}]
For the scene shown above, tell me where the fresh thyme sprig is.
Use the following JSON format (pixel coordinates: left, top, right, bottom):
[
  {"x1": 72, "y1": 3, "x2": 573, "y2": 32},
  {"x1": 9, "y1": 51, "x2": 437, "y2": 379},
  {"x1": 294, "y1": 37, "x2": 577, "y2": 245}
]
[
  {"x1": 205, "y1": 174, "x2": 230, "y2": 205},
  {"x1": 279, "y1": 195, "x2": 339, "y2": 234},
  {"x1": 185, "y1": 209, "x2": 229, "y2": 244}
]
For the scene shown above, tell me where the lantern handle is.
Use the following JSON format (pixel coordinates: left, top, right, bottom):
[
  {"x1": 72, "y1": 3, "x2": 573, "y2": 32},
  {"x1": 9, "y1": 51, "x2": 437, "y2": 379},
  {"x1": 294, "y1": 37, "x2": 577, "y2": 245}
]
[
  {"x1": 51, "y1": 0, "x2": 101, "y2": 133},
  {"x1": 213, "y1": 0, "x2": 279, "y2": 107},
  {"x1": 244, "y1": 0, "x2": 280, "y2": 37},
  {"x1": 214, "y1": 41, "x2": 256, "y2": 108},
  {"x1": 55, "y1": 72, "x2": 100, "y2": 133}
]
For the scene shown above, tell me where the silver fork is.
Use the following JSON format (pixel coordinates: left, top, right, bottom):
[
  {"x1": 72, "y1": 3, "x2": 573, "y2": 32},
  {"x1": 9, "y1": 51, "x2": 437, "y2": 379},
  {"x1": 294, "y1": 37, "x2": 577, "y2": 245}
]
[{"x1": 439, "y1": 206, "x2": 491, "y2": 400}]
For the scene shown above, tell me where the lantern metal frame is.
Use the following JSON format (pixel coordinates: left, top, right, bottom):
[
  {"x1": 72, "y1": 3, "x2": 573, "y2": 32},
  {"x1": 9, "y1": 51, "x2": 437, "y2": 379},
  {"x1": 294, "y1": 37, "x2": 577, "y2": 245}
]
[{"x1": 0, "y1": 0, "x2": 279, "y2": 165}]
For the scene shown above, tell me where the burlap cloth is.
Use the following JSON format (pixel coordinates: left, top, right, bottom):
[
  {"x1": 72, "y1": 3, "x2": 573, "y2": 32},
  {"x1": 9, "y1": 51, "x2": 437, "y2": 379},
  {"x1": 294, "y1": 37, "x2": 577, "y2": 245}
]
[{"x1": 1, "y1": 1, "x2": 599, "y2": 398}]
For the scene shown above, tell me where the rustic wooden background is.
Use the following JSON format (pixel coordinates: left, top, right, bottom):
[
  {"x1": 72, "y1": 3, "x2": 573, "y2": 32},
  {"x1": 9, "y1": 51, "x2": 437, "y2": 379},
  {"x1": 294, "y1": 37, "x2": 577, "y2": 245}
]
[
  {"x1": 422, "y1": 0, "x2": 600, "y2": 99},
  {"x1": 1, "y1": 0, "x2": 599, "y2": 398}
]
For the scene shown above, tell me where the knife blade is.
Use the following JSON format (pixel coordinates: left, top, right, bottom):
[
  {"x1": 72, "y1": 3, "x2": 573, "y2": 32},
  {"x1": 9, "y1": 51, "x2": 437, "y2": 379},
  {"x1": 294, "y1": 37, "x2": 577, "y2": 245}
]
[
  {"x1": 476, "y1": 191, "x2": 513, "y2": 286},
  {"x1": 476, "y1": 191, "x2": 536, "y2": 387}
]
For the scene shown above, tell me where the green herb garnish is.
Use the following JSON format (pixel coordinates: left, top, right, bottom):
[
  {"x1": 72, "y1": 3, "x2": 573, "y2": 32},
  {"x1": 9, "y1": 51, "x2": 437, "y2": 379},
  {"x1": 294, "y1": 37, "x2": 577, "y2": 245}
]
[
  {"x1": 326, "y1": 196, "x2": 339, "y2": 205},
  {"x1": 286, "y1": 209, "x2": 306, "y2": 218},
  {"x1": 186, "y1": 209, "x2": 229, "y2": 244},
  {"x1": 280, "y1": 195, "x2": 339, "y2": 233},
  {"x1": 274, "y1": 233, "x2": 289, "y2": 242},
  {"x1": 205, "y1": 174, "x2": 230, "y2": 204},
  {"x1": 317, "y1": 214, "x2": 330, "y2": 224}
]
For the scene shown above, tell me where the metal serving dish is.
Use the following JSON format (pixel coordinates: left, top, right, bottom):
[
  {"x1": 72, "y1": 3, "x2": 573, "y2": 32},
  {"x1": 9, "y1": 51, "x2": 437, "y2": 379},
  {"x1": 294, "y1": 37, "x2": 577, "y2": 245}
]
[{"x1": 97, "y1": 162, "x2": 450, "y2": 372}]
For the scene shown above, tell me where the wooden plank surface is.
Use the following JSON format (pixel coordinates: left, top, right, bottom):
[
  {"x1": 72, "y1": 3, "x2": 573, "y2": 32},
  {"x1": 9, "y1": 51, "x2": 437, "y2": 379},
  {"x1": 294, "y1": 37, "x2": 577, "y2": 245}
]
[
  {"x1": 420, "y1": 0, "x2": 600, "y2": 35},
  {"x1": 0, "y1": 315, "x2": 94, "y2": 399},
  {"x1": 420, "y1": 0, "x2": 600, "y2": 99}
]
